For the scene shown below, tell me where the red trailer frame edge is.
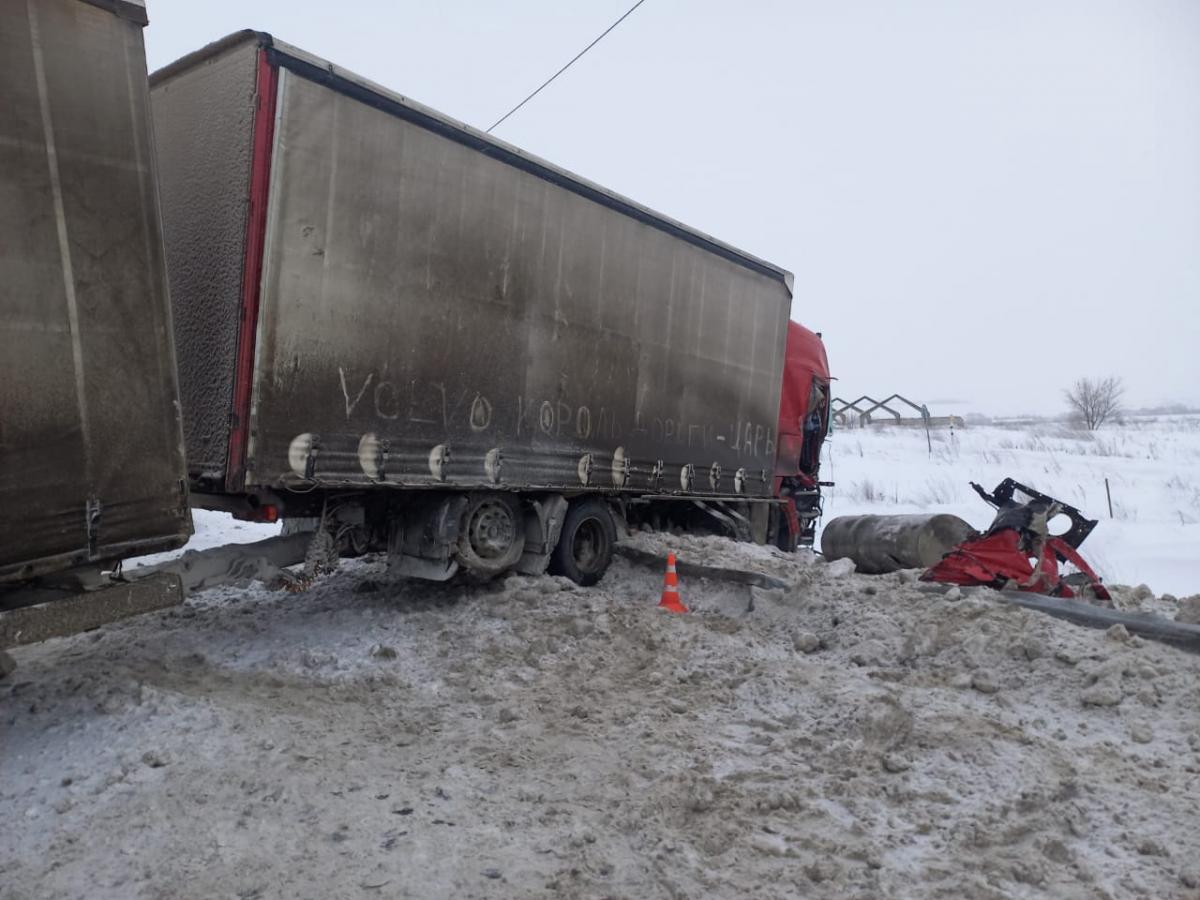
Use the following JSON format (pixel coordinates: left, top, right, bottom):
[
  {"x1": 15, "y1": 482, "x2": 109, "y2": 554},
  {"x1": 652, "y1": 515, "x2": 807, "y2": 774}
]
[{"x1": 225, "y1": 48, "x2": 278, "y2": 493}]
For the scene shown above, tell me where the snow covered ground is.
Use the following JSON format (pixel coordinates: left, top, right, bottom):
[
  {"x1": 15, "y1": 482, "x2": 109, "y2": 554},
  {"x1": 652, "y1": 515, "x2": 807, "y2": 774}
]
[
  {"x1": 819, "y1": 414, "x2": 1200, "y2": 598},
  {"x1": 3, "y1": 418, "x2": 1200, "y2": 898}
]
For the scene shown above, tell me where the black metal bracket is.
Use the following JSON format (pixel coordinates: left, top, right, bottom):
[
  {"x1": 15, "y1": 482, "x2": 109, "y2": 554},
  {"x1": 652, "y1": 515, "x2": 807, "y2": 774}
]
[{"x1": 970, "y1": 477, "x2": 1097, "y2": 549}]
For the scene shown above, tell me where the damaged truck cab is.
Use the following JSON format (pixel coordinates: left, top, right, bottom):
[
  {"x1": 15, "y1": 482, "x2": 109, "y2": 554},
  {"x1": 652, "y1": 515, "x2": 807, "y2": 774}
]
[{"x1": 774, "y1": 322, "x2": 832, "y2": 547}]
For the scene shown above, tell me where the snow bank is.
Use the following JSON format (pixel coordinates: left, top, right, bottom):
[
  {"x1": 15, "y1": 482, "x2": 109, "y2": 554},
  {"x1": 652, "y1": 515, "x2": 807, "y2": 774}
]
[{"x1": 4, "y1": 517, "x2": 1199, "y2": 897}]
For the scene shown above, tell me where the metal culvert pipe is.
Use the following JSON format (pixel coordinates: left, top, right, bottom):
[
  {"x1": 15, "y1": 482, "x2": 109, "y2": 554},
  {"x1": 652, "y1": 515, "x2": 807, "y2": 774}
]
[{"x1": 821, "y1": 514, "x2": 977, "y2": 574}]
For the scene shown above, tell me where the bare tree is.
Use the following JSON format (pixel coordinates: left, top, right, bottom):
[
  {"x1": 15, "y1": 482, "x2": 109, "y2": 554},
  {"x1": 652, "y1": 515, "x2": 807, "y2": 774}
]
[{"x1": 1064, "y1": 376, "x2": 1125, "y2": 430}]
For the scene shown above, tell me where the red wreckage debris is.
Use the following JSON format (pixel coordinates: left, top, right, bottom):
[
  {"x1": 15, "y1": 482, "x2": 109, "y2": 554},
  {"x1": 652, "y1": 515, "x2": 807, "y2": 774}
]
[{"x1": 921, "y1": 478, "x2": 1111, "y2": 601}]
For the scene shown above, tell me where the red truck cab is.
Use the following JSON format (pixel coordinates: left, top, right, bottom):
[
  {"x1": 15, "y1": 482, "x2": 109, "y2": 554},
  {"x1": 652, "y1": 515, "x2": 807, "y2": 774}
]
[{"x1": 774, "y1": 322, "x2": 831, "y2": 546}]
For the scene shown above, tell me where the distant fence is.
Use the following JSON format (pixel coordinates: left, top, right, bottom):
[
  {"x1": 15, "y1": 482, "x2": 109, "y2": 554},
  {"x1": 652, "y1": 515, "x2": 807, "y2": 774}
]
[{"x1": 832, "y1": 394, "x2": 964, "y2": 429}]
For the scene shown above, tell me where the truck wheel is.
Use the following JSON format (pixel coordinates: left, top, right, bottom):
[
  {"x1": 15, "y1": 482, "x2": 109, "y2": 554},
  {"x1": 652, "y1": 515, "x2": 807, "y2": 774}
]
[
  {"x1": 456, "y1": 493, "x2": 526, "y2": 579},
  {"x1": 550, "y1": 499, "x2": 615, "y2": 586}
]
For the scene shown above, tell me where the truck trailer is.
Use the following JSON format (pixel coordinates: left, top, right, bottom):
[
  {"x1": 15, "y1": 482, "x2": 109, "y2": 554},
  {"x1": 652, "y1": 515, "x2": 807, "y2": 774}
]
[
  {"x1": 0, "y1": 0, "x2": 191, "y2": 661},
  {"x1": 0, "y1": 0, "x2": 189, "y2": 586},
  {"x1": 149, "y1": 31, "x2": 831, "y2": 586}
]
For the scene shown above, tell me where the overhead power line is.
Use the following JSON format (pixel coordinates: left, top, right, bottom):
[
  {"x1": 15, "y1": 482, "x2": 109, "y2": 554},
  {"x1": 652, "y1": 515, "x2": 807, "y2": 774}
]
[{"x1": 486, "y1": 0, "x2": 649, "y2": 134}]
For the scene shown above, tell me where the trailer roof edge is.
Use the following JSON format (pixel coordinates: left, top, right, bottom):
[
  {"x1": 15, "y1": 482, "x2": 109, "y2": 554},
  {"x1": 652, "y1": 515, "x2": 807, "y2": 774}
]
[
  {"x1": 151, "y1": 30, "x2": 795, "y2": 293},
  {"x1": 78, "y1": 0, "x2": 148, "y2": 27},
  {"x1": 148, "y1": 30, "x2": 271, "y2": 87}
]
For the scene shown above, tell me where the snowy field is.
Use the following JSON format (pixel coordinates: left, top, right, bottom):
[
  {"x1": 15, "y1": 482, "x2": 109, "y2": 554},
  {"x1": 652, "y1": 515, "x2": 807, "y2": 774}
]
[
  {"x1": 3, "y1": 418, "x2": 1200, "y2": 899},
  {"x1": 819, "y1": 414, "x2": 1200, "y2": 598}
]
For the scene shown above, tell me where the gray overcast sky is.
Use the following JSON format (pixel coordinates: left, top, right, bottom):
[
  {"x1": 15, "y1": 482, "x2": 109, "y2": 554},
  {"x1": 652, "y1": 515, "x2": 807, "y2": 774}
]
[{"x1": 143, "y1": 1, "x2": 1200, "y2": 417}]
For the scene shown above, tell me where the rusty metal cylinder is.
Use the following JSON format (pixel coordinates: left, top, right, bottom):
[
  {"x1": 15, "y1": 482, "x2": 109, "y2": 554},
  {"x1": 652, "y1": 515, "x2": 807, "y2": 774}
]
[{"x1": 820, "y1": 514, "x2": 977, "y2": 574}]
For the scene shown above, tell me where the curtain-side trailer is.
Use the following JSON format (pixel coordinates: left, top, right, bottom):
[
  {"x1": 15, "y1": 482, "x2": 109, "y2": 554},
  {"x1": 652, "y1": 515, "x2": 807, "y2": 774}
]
[
  {"x1": 0, "y1": 0, "x2": 190, "y2": 660},
  {"x1": 150, "y1": 31, "x2": 830, "y2": 585}
]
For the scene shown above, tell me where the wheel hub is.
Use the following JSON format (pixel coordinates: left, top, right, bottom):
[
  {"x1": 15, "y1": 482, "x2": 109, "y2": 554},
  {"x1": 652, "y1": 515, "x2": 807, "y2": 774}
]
[
  {"x1": 573, "y1": 521, "x2": 601, "y2": 568},
  {"x1": 466, "y1": 500, "x2": 517, "y2": 560}
]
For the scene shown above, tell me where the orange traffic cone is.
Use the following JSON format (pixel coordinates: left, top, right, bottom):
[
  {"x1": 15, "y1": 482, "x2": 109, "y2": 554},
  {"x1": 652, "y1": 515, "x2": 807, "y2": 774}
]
[{"x1": 658, "y1": 552, "x2": 689, "y2": 613}]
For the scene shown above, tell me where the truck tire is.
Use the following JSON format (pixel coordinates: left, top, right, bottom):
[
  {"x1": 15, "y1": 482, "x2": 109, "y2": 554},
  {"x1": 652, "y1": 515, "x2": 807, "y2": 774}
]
[
  {"x1": 550, "y1": 499, "x2": 616, "y2": 586},
  {"x1": 456, "y1": 493, "x2": 526, "y2": 580}
]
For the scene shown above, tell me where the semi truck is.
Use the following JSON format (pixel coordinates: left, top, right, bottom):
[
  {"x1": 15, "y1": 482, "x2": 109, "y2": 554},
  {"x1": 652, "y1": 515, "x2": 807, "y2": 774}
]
[
  {"x1": 1, "y1": 17, "x2": 830, "y2": 665},
  {"x1": 148, "y1": 31, "x2": 832, "y2": 586}
]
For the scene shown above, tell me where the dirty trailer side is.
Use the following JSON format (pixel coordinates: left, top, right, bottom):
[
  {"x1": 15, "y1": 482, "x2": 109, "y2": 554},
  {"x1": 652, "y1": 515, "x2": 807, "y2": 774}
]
[
  {"x1": 0, "y1": 0, "x2": 190, "y2": 586},
  {"x1": 151, "y1": 31, "x2": 809, "y2": 583}
]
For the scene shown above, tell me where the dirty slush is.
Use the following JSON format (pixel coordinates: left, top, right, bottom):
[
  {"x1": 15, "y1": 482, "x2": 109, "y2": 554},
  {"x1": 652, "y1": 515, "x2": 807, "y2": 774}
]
[{"x1": 4, "y1": 531, "x2": 1199, "y2": 899}]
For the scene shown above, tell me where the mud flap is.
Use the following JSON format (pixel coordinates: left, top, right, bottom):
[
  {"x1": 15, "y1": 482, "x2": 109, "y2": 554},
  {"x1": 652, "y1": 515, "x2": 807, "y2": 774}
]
[
  {"x1": 386, "y1": 494, "x2": 467, "y2": 582},
  {"x1": 516, "y1": 494, "x2": 568, "y2": 575}
]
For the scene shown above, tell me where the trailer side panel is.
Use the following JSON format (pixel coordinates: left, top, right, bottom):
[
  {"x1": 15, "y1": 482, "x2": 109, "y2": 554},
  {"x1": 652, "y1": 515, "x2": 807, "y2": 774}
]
[
  {"x1": 150, "y1": 38, "x2": 259, "y2": 484},
  {"x1": 0, "y1": 0, "x2": 189, "y2": 582},
  {"x1": 246, "y1": 67, "x2": 789, "y2": 497},
  {"x1": 150, "y1": 36, "x2": 792, "y2": 501}
]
